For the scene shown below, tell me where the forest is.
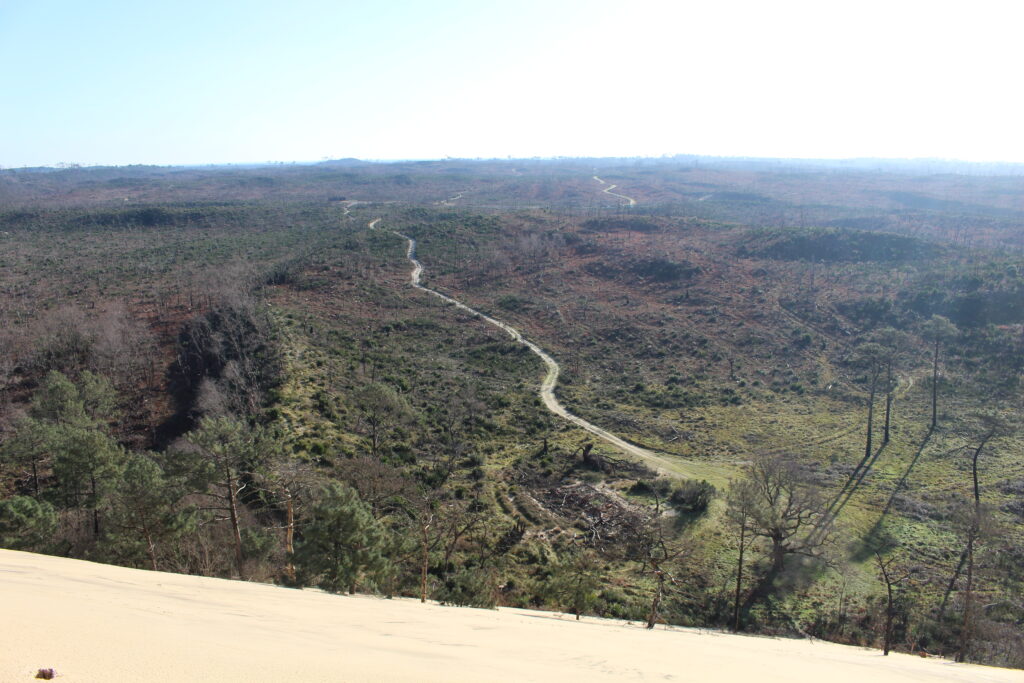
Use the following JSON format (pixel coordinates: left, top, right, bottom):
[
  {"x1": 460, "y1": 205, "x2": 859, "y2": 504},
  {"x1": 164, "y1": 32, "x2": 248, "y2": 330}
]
[{"x1": 1, "y1": 157, "x2": 1022, "y2": 667}]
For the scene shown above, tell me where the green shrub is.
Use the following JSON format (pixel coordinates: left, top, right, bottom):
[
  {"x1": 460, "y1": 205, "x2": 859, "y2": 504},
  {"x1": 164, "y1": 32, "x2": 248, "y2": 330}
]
[
  {"x1": 436, "y1": 567, "x2": 498, "y2": 608},
  {"x1": 669, "y1": 479, "x2": 716, "y2": 515}
]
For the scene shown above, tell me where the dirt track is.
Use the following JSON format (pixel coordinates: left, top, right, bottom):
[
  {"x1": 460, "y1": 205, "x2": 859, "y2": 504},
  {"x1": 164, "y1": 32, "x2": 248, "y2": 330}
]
[
  {"x1": 593, "y1": 174, "x2": 637, "y2": 206},
  {"x1": 370, "y1": 218, "x2": 697, "y2": 477}
]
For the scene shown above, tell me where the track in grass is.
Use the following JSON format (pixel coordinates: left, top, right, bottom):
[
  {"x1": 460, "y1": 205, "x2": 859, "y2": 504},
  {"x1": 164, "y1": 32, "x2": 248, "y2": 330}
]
[{"x1": 370, "y1": 218, "x2": 704, "y2": 479}]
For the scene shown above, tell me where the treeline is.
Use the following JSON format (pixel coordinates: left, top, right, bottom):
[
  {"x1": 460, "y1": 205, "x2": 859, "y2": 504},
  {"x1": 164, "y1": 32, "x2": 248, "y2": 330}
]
[
  {"x1": 0, "y1": 202, "x2": 339, "y2": 233},
  {"x1": 0, "y1": 365, "x2": 536, "y2": 605},
  {"x1": 3, "y1": 361, "x2": 1021, "y2": 665}
]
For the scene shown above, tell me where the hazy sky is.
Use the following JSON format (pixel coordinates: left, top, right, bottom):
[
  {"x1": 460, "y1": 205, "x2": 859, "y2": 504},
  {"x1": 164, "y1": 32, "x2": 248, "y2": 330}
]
[{"x1": 2, "y1": 0, "x2": 1022, "y2": 167}]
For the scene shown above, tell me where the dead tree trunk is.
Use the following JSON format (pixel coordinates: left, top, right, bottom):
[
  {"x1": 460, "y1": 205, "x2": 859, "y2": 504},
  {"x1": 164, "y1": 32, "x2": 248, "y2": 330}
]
[
  {"x1": 733, "y1": 518, "x2": 747, "y2": 632},
  {"x1": 957, "y1": 426, "x2": 996, "y2": 662},
  {"x1": 284, "y1": 496, "x2": 296, "y2": 582},
  {"x1": 883, "y1": 579, "x2": 895, "y2": 656},
  {"x1": 144, "y1": 522, "x2": 158, "y2": 572},
  {"x1": 647, "y1": 561, "x2": 664, "y2": 630},
  {"x1": 883, "y1": 361, "x2": 894, "y2": 444},
  {"x1": 419, "y1": 516, "x2": 433, "y2": 603},
  {"x1": 930, "y1": 339, "x2": 939, "y2": 429},
  {"x1": 874, "y1": 551, "x2": 911, "y2": 657},
  {"x1": 938, "y1": 547, "x2": 968, "y2": 620},
  {"x1": 864, "y1": 370, "x2": 879, "y2": 461}
]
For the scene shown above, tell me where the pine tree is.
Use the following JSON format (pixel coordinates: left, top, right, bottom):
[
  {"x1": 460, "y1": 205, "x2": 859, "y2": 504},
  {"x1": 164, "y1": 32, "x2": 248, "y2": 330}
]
[
  {"x1": 293, "y1": 482, "x2": 391, "y2": 594},
  {"x1": 547, "y1": 548, "x2": 602, "y2": 620},
  {"x1": 50, "y1": 423, "x2": 124, "y2": 536},
  {"x1": 103, "y1": 452, "x2": 194, "y2": 571},
  {"x1": 2, "y1": 372, "x2": 125, "y2": 538},
  {"x1": 0, "y1": 496, "x2": 57, "y2": 550}
]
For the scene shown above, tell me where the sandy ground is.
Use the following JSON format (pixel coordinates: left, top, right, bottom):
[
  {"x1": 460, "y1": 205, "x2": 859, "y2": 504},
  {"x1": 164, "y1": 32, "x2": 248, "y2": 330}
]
[{"x1": 2, "y1": 550, "x2": 1021, "y2": 682}]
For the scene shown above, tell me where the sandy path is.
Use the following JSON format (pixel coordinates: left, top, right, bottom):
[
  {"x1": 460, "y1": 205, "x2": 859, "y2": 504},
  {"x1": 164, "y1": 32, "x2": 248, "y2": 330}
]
[
  {"x1": 593, "y1": 174, "x2": 637, "y2": 206},
  {"x1": 373, "y1": 219, "x2": 690, "y2": 477},
  {"x1": 436, "y1": 190, "x2": 466, "y2": 205},
  {"x1": 340, "y1": 199, "x2": 361, "y2": 219},
  {"x1": 2, "y1": 549, "x2": 1019, "y2": 683}
]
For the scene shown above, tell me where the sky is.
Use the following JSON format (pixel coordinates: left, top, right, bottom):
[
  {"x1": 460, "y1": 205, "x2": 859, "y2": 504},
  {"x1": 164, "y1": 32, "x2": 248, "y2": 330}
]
[{"x1": 1, "y1": 0, "x2": 1023, "y2": 167}]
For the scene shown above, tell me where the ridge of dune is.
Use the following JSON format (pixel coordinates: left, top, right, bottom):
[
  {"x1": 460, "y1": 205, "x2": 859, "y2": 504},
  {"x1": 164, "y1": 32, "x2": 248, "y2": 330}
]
[{"x1": 2, "y1": 550, "x2": 1021, "y2": 682}]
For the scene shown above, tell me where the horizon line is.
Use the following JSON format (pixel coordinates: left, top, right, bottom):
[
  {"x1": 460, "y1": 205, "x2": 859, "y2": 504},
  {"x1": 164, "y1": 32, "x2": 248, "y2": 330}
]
[{"x1": 6, "y1": 153, "x2": 1024, "y2": 173}]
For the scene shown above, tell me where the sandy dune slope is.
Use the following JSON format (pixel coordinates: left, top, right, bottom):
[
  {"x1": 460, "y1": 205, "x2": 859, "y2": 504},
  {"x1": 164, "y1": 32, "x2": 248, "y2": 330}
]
[{"x1": 1, "y1": 550, "x2": 1020, "y2": 682}]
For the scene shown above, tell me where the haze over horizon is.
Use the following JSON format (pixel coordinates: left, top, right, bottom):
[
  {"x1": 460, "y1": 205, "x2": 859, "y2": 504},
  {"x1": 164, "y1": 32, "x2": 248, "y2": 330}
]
[{"x1": 2, "y1": 0, "x2": 1022, "y2": 168}]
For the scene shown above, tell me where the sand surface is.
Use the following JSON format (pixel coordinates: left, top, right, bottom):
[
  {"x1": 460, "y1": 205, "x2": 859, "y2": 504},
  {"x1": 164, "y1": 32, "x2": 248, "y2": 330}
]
[{"x1": 2, "y1": 549, "x2": 1021, "y2": 682}]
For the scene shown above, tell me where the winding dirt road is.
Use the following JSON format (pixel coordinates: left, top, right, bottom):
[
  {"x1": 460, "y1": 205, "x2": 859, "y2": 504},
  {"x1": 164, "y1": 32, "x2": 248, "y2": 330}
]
[
  {"x1": 593, "y1": 175, "x2": 637, "y2": 206},
  {"x1": 436, "y1": 191, "x2": 466, "y2": 206},
  {"x1": 340, "y1": 200, "x2": 361, "y2": 219},
  {"x1": 370, "y1": 218, "x2": 694, "y2": 477}
]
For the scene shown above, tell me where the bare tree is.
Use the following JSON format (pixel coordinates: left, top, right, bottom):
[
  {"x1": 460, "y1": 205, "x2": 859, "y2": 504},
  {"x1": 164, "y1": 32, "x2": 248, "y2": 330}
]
[
  {"x1": 425, "y1": 387, "x2": 485, "y2": 487},
  {"x1": 851, "y1": 342, "x2": 888, "y2": 461},
  {"x1": 956, "y1": 413, "x2": 1010, "y2": 663},
  {"x1": 622, "y1": 494, "x2": 689, "y2": 629},
  {"x1": 337, "y1": 456, "x2": 412, "y2": 514},
  {"x1": 874, "y1": 548, "x2": 917, "y2": 656},
  {"x1": 92, "y1": 303, "x2": 158, "y2": 390},
  {"x1": 729, "y1": 454, "x2": 827, "y2": 610},
  {"x1": 410, "y1": 497, "x2": 436, "y2": 603},
  {"x1": 393, "y1": 488, "x2": 443, "y2": 603},
  {"x1": 870, "y1": 327, "x2": 910, "y2": 444},
  {"x1": 921, "y1": 315, "x2": 958, "y2": 430},
  {"x1": 725, "y1": 480, "x2": 755, "y2": 632},
  {"x1": 354, "y1": 383, "x2": 413, "y2": 458},
  {"x1": 437, "y1": 495, "x2": 488, "y2": 579}
]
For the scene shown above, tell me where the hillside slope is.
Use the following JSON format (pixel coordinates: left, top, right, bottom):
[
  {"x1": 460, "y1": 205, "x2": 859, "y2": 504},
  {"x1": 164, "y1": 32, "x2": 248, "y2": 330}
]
[{"x1": 1, "y1": 549, "x2": 1019, "y2": 683}]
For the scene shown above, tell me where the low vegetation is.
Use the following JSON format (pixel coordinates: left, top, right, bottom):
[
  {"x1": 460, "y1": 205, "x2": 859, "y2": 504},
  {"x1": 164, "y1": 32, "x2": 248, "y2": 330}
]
[{"x1": 1, "y1": 158, "x2": 1022, "y2": 668}]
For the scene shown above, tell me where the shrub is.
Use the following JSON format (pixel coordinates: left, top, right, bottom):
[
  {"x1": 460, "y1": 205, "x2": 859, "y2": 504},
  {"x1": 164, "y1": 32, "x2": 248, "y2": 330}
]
[
  {"x1": 669, "y1": 479, "x2": 716, "y2": 515},
  {"x1": 436, "y1": 567, "x2": 498, "y2": 608}
]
